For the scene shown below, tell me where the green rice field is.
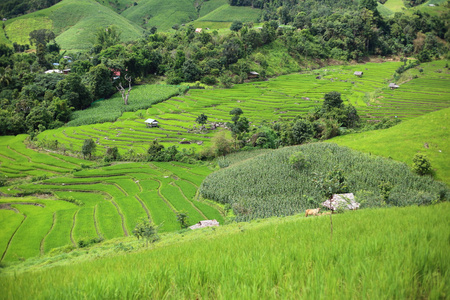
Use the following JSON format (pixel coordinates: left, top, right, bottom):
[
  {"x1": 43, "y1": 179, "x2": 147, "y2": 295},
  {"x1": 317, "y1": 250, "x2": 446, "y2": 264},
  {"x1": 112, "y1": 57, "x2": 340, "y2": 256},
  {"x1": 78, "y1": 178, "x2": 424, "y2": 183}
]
[
  {"x1": 1, "y1": 203, "x2": 448, "y2": 299},
  {"x1": 0, "y1": 136, "x2": 223, "y2": 262},
  {"x1": 36, "y1": 60, "x2": 450, "y2": 157}
]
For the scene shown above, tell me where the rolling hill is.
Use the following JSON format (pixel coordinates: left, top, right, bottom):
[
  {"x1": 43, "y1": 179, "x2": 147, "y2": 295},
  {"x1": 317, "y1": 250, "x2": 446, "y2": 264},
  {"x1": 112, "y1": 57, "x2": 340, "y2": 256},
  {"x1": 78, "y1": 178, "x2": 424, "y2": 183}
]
[
  {"x1": 121, "y1": 0, "x2": 198, "y2": 31},
  {"x1": 3, "y1": 0, "x2": 144, "y2": 51}
]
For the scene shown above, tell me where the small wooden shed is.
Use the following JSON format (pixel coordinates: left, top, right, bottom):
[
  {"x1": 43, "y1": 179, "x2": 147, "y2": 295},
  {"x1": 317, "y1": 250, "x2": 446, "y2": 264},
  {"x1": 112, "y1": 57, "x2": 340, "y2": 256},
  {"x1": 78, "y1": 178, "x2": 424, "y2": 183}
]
[
  {"x1": 248, "y1": 71, "x2": 259, "y2": 79},
  {"x1": 145, "y1": 119, "x2": 159, "y2": 128},
  {"x1": 389, "y1": 83, "x2": 400, "y2": 90},
  {"x1": 354, "y1": 71, "x2": 363, "y2": 77}
]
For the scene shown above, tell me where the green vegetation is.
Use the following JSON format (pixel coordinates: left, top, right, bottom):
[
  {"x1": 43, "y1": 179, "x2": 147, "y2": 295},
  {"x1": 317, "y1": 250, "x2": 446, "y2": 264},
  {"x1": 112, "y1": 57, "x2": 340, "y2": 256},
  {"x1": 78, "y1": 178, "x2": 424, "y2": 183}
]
[
  {"x1": 0, "y1": 135, "x2": 93, "y2": 180},
  {"x1": 3, "y1": 0, "x2": 143, "y2": 50},
  {"x1": 121, "y1": 0, "x2": 198, "y2": 32},
  {"x1": 68, "y1": 84, "x2": 186, "y2": 126},
  {"x1": 195, "y1": 4, "x2": 260, "y2": 23},
  {"x1": 200, "y1": 143, "x2": 448, "y2": 221},
  {"x1": 0, "y1": 159, "x2": 223, "y2": 262},
  {"x1": 330, "y1": 107, "x2": 450, "y2": 185},
  {"x1": 0, "y1": 204, "x2": 448, "y2": 299},
  {"x1": 32, "y1": 61, "x2": 450, "y2": 157}
]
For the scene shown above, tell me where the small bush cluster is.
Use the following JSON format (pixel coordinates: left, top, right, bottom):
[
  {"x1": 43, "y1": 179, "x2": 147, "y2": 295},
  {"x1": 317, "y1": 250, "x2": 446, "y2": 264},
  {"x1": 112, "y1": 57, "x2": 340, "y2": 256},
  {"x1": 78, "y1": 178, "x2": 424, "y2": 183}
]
[{"x1": 77, "y1": 236, "x2": 104, "y2": 248}]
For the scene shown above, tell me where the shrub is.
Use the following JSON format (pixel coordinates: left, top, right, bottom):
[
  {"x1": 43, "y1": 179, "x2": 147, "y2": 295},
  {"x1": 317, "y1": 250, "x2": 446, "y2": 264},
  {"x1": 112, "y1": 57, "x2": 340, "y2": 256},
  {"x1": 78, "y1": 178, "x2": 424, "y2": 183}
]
[
  {"x1": 132, "y1": 218, "x2": 160, "y2": 247},
  {"x1": 176, "y1": 211, "x2": 189, "y2": 229},
  {"x1": 289, "y1": 151, "x2": 309, "y2": 170},
  {"x1": 412, "y1": 153, "x2": 432, "y2": 176}
]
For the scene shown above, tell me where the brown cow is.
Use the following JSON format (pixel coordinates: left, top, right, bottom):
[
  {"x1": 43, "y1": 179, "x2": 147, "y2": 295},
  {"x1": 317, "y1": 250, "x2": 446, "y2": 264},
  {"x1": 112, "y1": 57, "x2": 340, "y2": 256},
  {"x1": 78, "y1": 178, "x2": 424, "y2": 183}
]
[{"x1": 305, "y1": 208, "x2": 321, "y2": 217}]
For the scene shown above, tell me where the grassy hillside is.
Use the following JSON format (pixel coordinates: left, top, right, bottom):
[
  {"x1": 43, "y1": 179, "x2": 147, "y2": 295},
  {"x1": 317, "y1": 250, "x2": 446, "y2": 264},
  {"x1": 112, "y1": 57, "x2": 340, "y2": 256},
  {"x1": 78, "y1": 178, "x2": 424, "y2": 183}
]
[
  {"x1": 330, "y1": 107, "x2": 450, "y2": 185},
  {"x1": 1, "y1": 203, "x2": 448, "y2": 299},
  {"x1": 121, "y1": 0, "x2": 198, "y2": 31},
  {"x1": 3, "y1": 0, "x2": 143, "y2": 51},
  {"x1": 195, "y1": 4, "x2": 261, "y2": 23},
  {"x1": 95, "y1": 0, "x2": 134, "y2": 13}
]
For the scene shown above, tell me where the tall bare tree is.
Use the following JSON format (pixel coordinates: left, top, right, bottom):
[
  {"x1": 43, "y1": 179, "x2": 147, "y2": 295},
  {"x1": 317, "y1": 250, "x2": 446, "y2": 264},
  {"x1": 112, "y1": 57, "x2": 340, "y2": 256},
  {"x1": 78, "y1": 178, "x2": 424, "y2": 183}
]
[{"x1": 116, "y1": 75, "x2": 132, "y2": 105}]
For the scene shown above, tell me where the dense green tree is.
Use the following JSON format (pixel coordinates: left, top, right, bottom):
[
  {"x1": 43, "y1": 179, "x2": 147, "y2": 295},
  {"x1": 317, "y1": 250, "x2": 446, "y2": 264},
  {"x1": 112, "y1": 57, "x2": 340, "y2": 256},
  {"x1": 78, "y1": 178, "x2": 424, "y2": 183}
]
[
  {"x1": 196, "y1": 113, "x2": 208, "y2": 125},
  {"x1": 25, "y1": 103, "x2": 52, "y2": 132},
  {"x1": 56, "y1": 74, "x2": 93, "y2": 109},
  {"x1": 85, "y1": 64, "x2": 114, "y2": 100},
  {"x1": 147, "y1": 140, "x2": 164, "y2": 157},
  {"x1": 82, "y1": 138, "x2": 96, "y2": 159},
  {"x1": 182, "y1": 59, "x2": 201, "y2": 82},
  {"x1": 94, "y1": 26, "x2": 121, "y2": 50},
  {"x1": 323, "y1": 91, "x2": 343, "y2": 111},
  {"x1": 29, "y1": 29, "x2": 55, "y2": 47},
  {"x1": 230, "y1": 21, "x2": 243, "y2": 32},
  {"x1": 292, "y1": 119, "x2": 315, "y2": 144}
]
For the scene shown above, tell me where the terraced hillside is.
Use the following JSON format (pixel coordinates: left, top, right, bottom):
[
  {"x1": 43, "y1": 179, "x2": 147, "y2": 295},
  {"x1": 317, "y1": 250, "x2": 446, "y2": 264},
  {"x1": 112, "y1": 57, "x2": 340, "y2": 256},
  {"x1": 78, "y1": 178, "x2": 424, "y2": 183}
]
[
  {"x1": 0, "y1": 135, "x2": 93, "y2": 180},
  {"x1": 121, "y1": 0, "x2": 198, "y2": 31},
  {"x1": 2, "y1": 0, "x2": 143, "y2": 50},
  {"x1": 0, "y1": 159, "x2": 222, "y2": 262},
  {"x1": 36, "y1": 61, "x2": 450, "y2": 156}
]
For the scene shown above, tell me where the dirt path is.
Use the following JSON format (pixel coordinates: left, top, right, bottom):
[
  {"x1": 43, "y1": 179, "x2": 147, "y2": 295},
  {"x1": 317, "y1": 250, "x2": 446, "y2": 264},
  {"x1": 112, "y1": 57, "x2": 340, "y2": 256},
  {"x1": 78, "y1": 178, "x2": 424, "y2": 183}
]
[{"x1": 40, "y1": 212, "x2": 56, "y2": 256}]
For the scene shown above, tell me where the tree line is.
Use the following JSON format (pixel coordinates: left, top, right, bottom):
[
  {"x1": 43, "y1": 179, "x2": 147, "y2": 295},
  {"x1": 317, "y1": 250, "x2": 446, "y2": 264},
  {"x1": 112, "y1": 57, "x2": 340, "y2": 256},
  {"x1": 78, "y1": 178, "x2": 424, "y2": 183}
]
[{"x1": 0, "y1": 0, "x2": 448, "y2": 136}]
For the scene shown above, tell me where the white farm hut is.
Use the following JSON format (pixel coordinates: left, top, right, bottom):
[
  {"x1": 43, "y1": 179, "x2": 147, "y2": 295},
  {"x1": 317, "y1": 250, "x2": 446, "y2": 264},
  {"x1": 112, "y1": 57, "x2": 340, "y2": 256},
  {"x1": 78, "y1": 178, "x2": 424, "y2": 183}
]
[
  {"x1": 389, "y1": 83, "x2": 400, "y2": 90},
  {"x1": 322, "y1": 193, "x2": 360, "y2": 211},
  {"x1": 189, "y1": 219, "x2": 219, "y2": 230},
  {"x1": 145, "y1": 119, "x2": 159, "y2": 128}
]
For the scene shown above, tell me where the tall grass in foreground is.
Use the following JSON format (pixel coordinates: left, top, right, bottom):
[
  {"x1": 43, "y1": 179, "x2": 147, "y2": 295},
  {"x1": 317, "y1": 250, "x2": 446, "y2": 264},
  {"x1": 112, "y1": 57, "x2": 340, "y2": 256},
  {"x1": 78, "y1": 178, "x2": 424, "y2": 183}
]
[{"x1": 1, "y1": 204, "x2": 449, "y2": 299}]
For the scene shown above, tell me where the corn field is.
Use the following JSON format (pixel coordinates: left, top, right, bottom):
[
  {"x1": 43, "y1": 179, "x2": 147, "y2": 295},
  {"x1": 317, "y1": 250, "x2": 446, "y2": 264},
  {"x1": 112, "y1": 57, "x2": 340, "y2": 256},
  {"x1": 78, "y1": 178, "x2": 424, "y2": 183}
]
[{"x1": 200, "y1": 143, "x2": 449, "y2": 221}]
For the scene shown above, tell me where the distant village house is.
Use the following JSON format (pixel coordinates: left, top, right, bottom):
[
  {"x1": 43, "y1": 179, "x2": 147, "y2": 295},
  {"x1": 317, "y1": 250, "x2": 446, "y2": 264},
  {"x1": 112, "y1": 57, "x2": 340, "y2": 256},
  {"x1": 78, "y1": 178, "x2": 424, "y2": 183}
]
[{"x1": 195, "y1": 28, "x2": 202, "y2": 33}]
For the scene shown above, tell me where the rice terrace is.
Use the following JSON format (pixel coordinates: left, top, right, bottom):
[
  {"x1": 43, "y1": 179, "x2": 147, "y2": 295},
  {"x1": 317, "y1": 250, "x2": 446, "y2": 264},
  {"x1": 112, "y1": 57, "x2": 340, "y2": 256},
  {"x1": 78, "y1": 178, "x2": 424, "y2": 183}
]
[{"x1": 0, "y1": 0, "x2": 449, "y2": 298}]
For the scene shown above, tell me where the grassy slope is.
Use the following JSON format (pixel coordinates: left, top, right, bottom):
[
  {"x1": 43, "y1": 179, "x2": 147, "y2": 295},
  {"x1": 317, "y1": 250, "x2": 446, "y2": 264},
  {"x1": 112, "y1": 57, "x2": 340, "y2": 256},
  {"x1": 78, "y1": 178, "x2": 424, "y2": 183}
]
[
  {"x1": 0, "y1": 26, "x2": 11, "y2": 45},
  {"x1": 330, "y1": 107, "x2": 450, "y2": 185},
  {"x1": 383, "y1": 0, "x2": 406, "y2": 12},
  {"x1": 198, "y1": 0, "x2": 228, "y2": 17},
  {"x1": 3, "y1": 0, "x2": 143, "y2": 51},
  {"x1": 378, "y1": 0, "x2": 448, "y2": 17},
  {"x1": 0, "y1": 203, "x2": 448, "y2": 299},
  {"x1": 95, "y1": 0, "x2": 134, "y2": 13},
  {"x1": 195, "y1": 4, "x2": 260, "y2": 23},
  {"x1": 121, "y1": 0, "x2": 197, "y2": 31}
]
